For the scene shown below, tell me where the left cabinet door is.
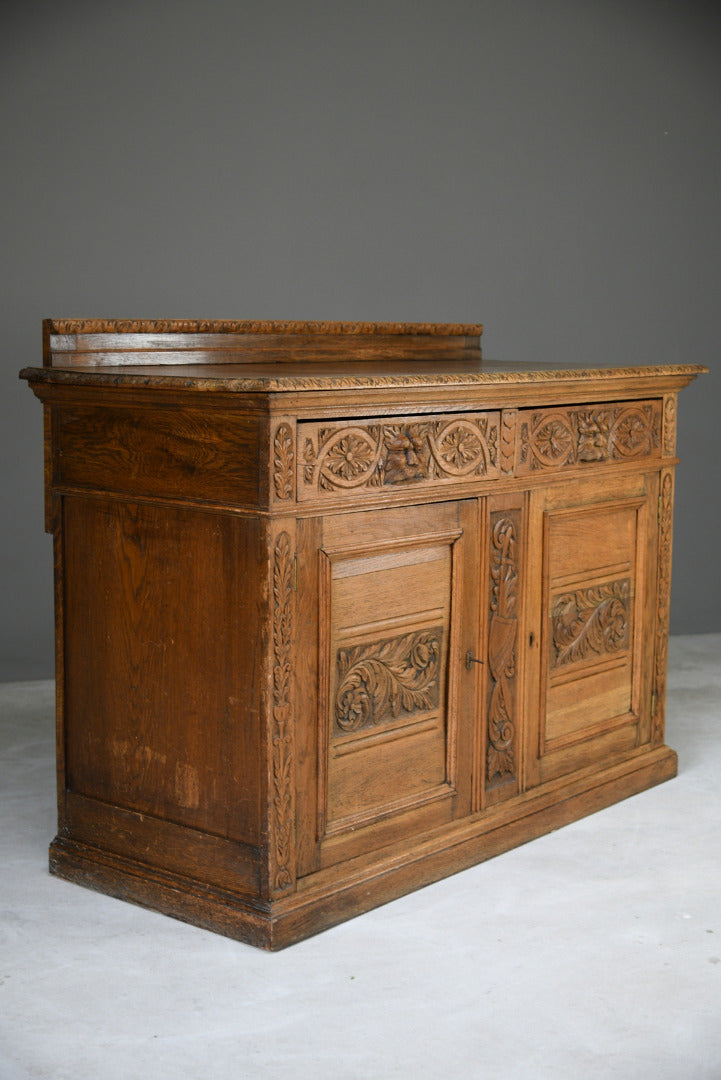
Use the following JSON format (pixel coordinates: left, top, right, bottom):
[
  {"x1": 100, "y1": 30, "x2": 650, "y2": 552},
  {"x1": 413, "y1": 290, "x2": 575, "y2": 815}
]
[{"x1": 295, "y1": 499, "x2": 479, "y2": 875}]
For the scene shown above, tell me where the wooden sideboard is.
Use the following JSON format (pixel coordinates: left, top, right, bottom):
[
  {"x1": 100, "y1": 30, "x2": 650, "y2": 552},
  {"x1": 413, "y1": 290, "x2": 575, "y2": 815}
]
[{"x1": 20, "y1": 319, "x2": 706, "y2": 949}]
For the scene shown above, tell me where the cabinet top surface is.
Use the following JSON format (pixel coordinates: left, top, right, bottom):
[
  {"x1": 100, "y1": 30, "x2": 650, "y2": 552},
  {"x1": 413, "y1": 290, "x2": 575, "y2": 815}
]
[
  {"x1": 20, "y1": 357, "x2": 707, "y2": 393},
  {"x1": 19, "y1": 319, "x2": 707, "y2": 395}
]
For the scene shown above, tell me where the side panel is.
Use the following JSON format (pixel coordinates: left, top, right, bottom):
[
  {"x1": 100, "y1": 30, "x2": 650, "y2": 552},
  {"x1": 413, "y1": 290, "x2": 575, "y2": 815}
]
[{"x1": 60, "y1": 495, "x2": 266, "y2": 890}]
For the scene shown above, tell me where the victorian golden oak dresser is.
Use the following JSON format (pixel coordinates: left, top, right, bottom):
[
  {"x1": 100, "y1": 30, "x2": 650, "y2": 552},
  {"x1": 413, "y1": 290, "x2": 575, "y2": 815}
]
[{"x1": 20, "y1": 319, "x2": 706, "y2": 948}]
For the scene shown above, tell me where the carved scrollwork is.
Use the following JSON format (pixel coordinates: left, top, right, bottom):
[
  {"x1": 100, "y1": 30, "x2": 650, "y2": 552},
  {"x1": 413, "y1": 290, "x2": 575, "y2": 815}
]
[
  {"x1": 551, "y1": 579, "x2": 630, "y2": 669},
  {"x1": 302, "y1": 415, "x2": 498, "y2": 495},
  {"x1": 487, "y1": 514, "x2": 520, "y2": 785},
  {"x1": 335, "y1": 628, "x2": 443, "y2": 735}
]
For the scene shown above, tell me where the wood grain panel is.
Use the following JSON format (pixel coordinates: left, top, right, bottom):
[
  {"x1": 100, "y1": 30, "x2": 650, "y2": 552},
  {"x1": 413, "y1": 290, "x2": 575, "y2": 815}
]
[
  {"x1": 63, "y1": 496, "x2": 264, "y2": 845},
  {"x1": 55, "y1": 404, "x2": 262, "y2": 507}
]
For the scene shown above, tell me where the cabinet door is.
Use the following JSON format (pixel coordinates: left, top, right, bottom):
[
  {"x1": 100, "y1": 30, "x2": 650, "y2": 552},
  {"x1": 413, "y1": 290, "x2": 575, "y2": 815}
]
[
  {"x1": 295, "y1": 500, "x2": 479, "y2": 873},
  {"x1": 525, "y1": 473, "x2": 657, "y2": 787}
]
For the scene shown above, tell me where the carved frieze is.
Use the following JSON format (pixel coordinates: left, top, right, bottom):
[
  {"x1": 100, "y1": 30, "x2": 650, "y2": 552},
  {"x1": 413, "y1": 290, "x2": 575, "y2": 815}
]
[
  {"x1": 300, "y1": 414, "x2": 499, "y2": 498},
  {"x1": 271, "y1": 531, "x2": 295, "y2": 893},
  {"x1": 517, "y1": 402, "x2": 661, "y2": 475},
  {"x1": 334, "y1": 628, "x2": 443, "y2": 735},
  {"x1": 550, "y1": 579, "x2": 630, "y2": 669},
  {"x1": 487, "y1": 513, "x2": 520, "y2": 786}
]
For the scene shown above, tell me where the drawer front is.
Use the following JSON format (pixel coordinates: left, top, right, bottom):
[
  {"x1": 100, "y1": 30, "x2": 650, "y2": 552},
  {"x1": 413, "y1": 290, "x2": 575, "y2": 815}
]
[
  {"x1": 297, "y1": 411, "x2": 500, "y2": 501},
  {"x1": 514, "y1": 399, "x2": 662, "y2": 476}
]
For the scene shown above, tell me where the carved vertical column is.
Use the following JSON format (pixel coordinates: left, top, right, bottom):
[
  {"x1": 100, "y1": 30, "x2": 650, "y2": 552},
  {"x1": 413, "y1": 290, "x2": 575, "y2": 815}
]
[
  {"x1": 271, "y1": 419, "x2": 296, "y2": 506},
  {"x1": 485, "y1": 505, "x2": 522, "y2": 804},
  {"x1": 499, "y1": 409, "x2": 518, "y2": 475},
  {"x1": 662, "y1": 395, "x2": 677, "y2": 458},
  {"x1": 269, "y1": 528, "x2": 296, "y2": 895},
  {"x1": 652, "y1": 470, "x2": 674, "y2": 746}
]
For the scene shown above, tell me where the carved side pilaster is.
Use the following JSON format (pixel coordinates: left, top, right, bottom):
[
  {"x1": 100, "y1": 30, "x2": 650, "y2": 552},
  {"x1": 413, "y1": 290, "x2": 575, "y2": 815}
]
[
  {"x1": 486, "y1": 512, "x2": 520, "y2": 791},
  {"x1": 273, "y1": 423, "x2": 295, "y2": 501},
  {"x1": 652, "y1": 471, "x2": 674, "y2": 746},
  {"x1": 662, "y1": 395, "x2": 677, "y2": 457},
  {"x1": 270, "y1": 531, "x2": 295, "y2": 893}
]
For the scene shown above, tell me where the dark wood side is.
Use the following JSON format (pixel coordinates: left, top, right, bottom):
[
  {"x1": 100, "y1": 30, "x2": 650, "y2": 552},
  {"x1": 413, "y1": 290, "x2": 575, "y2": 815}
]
[
  {"x1": 57, "y1": 494, "x2": 268, "y2": 894},
  {"x1": 53, "y1": 401, "x2": 265, "y2": 509}
]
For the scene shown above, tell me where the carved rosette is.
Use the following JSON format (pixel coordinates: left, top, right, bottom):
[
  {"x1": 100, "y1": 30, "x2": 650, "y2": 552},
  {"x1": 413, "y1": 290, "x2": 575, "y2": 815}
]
[
  {"x1": 518, "y1": 402, "x2": 660, "y2": 473},
  {"x1": 271, "y1": 532, "x2": 295, "y2": 893},
  {"x1": 273, "y1": 423, "x2": 294, "y2": 500},
  {"x1": 335, "y1": 628, "x2": 442, "y2": 735},
  {"x1": 550, "y1": 580, "x2": 630, "y2": 669},
  {"x1": 652, "y1": 471, "x2": 674, "y2": 745},
  {"x1": 302, "y1": 415, "x2": 498, "y2": 495},
  {"x1": 487, "y1": 513, "x2": 520, "y2": 787}
]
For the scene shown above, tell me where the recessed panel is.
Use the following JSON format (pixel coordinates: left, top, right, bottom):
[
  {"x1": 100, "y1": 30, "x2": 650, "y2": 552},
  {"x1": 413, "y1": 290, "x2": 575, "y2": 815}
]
[
  {"x1": 322, "y1": 538, "x2": 455, "y2": 836},
  {"x1": 542, "y1": 501, "x2": 641, "y2": 752}
]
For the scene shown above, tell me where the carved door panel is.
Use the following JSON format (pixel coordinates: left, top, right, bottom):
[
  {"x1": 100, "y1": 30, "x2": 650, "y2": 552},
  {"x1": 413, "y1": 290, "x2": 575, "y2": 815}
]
[
  {"x1": 295, "y1": 500, "x2": 479, "y2": 874},
  {"x1": 525, "y1": 473, "x2": 657, "y2": 787}
]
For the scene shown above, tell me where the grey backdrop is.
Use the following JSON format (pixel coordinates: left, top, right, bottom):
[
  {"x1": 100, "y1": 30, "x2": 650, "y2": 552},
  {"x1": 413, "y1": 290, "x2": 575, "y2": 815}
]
[{"x1": 2, "y1": 0, "x2": 719, "y2": 680}]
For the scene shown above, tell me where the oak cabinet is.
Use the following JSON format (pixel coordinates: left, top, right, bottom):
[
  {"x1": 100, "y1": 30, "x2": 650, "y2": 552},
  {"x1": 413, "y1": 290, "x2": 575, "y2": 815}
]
[{"x1": 20, "y1": 320, "x2": 705, "y2": 949}]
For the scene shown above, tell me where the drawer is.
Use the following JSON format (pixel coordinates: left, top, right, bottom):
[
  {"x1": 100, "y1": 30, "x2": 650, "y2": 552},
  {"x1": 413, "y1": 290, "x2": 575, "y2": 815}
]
[
  {"x1": 514, "y1": 399, "x2": 662, "y2": 476},
  {"x1": 298, "y1": 411, "x2": 500, "y2": 501}
]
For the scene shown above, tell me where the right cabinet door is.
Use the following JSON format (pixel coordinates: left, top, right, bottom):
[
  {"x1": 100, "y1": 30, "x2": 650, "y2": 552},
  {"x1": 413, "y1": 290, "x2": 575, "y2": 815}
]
[{"x1": 525, "y1": 471, "x2": 658, "y2": 787}]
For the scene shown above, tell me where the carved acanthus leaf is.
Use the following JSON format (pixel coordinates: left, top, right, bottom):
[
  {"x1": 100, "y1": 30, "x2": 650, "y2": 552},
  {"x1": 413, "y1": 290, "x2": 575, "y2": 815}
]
[
  {"x1": 335, "y1": 628, "x2": 442, "y2": 734},
  {"x1": 551, "y1": 579, "x2": 630, "y2": 668}
]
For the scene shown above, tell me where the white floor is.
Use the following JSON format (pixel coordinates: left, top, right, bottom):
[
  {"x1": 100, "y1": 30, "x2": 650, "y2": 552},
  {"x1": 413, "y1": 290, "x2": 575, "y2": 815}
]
[{"x1": 1, "y1": 635, "x2": 720, "y2": 1080}]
